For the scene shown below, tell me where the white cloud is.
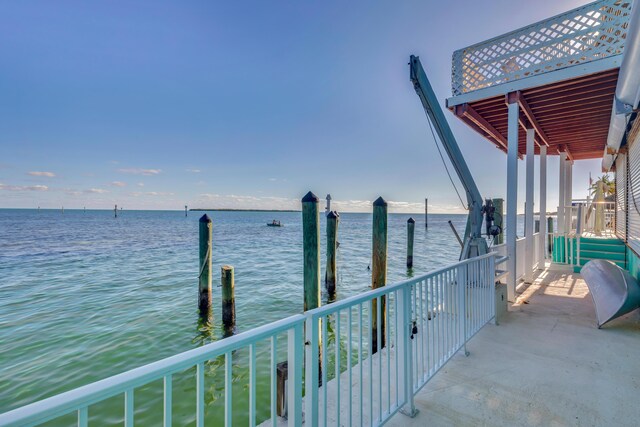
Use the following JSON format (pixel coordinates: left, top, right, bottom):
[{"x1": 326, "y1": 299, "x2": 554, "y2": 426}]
[
  {"x1": 111, "y1": 181, "x2": 127, "y2": 187},
  {"x1": 186, "y1": 168, "x2": 201, "y2": 173},
  {"x1": 195, "y1": 193, "x2": 299, "y2": 210},
  {"x1": 130, "y1": 191, "x2": 174, "y2": 197},
  {"x1": 0, "y1": 183, "x2": 49, "y2": 191},
  {"x1": 117, "y1": 168, "x2": 161, "y2": 176},
  {"x1": 27, "y1": 171, "x2": 55, "y2": 177},
  {"x1": 137, "y1": 182, "x2": 144, "y2": 187},
  {"x1": 268, "y1": 178, "x2": 277, "y2": 182},
  {"x1": 85, "y1": 188, "x2": 108, "y2": 194}
]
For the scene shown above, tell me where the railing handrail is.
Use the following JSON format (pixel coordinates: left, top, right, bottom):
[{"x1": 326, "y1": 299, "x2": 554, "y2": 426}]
[
  {"x1": 0, "y1": 253, "x2": 499, "y2": 426},
  {"x1": 455, "y1": 0, "x2": 610, "y2": 53},
  {"x1": 305, "y1": 252, "x2": 498, "y2": 319},
  {"x1": 0, "y1": 314, "x2": 306, "y2": 426},
  {"x1": 451, "y1": 0, "x2": 631, "y2": 95}
]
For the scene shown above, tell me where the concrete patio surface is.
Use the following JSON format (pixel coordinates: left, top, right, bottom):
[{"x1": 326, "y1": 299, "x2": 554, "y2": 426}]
[{"x1": 386, "y1": 268, "x2": 640, "y2": 427}]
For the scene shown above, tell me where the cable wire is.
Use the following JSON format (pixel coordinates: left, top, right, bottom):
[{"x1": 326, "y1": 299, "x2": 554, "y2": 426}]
[{"x1": 425, "y1": 115, "x2": 468, "y2": 210}]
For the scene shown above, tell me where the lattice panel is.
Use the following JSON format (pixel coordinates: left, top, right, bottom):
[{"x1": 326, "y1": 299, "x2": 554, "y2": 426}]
[{"x1": 452, "y1": 0, "x2": 632, "y2": 96}]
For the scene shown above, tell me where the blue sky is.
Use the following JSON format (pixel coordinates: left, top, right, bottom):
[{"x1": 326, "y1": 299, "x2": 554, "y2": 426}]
[{"x1": 0, "y1": 0, "x2": 603, "y2": 212}]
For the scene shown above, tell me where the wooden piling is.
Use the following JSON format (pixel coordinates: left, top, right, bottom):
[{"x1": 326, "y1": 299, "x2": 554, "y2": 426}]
[
  {"x1": 407, "y1": 217, "x2": 415, "y2": 268},
  {"x1": 301, "y1": 191, "x2": 322, "y2": 382},
  {"x1": 302, "y1": 192, "x2": 321, "y2": 312},
  {"x1": 198, "y1": 214, "x2": 213, "y2": 316},
  {"x1": 221, "y1": 265, "x2": 235, "y2": 333},
  {"x1": 325, "y1": 210, "x2": 339, "y2": 296},
  {"x1": 276, "y1": 361, "x2": 288, "y2": 417},
  {"x1": 372, "y1": 196, "x2": 387, "y2": 353},
  {"x1": 425, "y1": 198, "x2": 428, "y2": 228},
  {"x1": 492, "y1": 198, "x2": 504, "y2": 244},
  {"x1": 114, "y1": 204, "x2": 118, "y2": 218}
]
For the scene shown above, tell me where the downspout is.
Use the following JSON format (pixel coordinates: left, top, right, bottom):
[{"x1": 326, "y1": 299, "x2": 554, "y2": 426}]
[{"x1": 603, "y1": 1, "x2": 640, "y2": 171}]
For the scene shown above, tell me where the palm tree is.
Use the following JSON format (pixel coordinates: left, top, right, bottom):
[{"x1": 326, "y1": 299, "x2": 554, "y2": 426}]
[{"x1": 589, "y1": 175, "x2": 615, "y2": 200}]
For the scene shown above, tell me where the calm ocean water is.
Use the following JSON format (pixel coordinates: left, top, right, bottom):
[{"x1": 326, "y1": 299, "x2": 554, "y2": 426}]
[{"x1": 0, "y1": 209, "x2": 525, "y2": 425}]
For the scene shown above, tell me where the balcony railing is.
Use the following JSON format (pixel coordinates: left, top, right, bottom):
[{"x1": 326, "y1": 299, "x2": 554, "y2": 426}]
[
  {"x1": 451, "y1": 0, "x2": 632, "y2": 96},
  {"x1": 0, "y1": 254, "x2": 499, "y2": 427}
]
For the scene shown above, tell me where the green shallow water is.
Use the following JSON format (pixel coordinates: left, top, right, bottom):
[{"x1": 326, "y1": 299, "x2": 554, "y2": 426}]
[{"x1": 1, "y1": 208, "x2": 506, "y2": 425}]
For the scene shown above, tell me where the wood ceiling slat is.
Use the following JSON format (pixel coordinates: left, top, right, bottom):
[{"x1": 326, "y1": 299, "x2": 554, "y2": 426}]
[{"x1": 448, "y1": 68, "x2": 619, "y2": 159}]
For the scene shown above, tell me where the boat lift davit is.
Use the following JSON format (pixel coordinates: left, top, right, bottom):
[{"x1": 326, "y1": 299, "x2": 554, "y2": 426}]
[{"x1": 409, "y1": 55, "x2": 500, "y2": 260}]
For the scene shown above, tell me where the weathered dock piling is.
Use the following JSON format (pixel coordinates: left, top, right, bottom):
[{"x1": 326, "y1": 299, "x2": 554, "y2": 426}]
[
  {"x1": 221, "y1": 265, "x2": 235, "y2": 333},
  {"x1": 372, "y1": 196, "x2": 387, "y2": 353},
  {"x1": 492, "y1": 198, "x2": 504, "y2": 244},
  {"x1": 302, "y1": 192, "x2": 321, "y2": 312},
  {"x1": 276, "y1": 361, "x2": 288, "y2": 417},
  {"x1": 325, "y1": 211, "x2": 339, "y2": 295},
  {"x1": 198, "y1": 214, "x2": 213, "y2": 316},
  {"x1": 276, "y1": 192, "x2": 322, "y2": 411},
  {"x1": 407, "y1": 217, "x2": 415, "y2": 268},
  {"x1": 425, "y1": 198, "x2": 428, "y2": 228}
]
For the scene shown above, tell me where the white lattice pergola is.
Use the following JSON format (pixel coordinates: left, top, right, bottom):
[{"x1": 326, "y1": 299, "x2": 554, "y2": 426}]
[{"x1": 451, "y1": 0, "x2": 632, "y2": 96}]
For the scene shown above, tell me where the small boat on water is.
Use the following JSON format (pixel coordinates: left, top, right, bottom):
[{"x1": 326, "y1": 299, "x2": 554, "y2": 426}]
[{"x1": 267, "y1": 220, "x2": 282, "y2": 227}]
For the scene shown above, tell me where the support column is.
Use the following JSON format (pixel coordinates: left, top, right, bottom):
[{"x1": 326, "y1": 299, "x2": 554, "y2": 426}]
[
  {"x1": 524, "y1": 128, "x2": 535, "y2": 283},
  {"x1": 558, "y1": 152, "x2": 567, "y2": 234},
  {"x1": 565, "y1": 161, "x2": 573, "y2": 233},
  {"x1": 538, "y1": 145, "x2": 547, "y2": 266},
  {"x1": 506, "y1": 96, "x2": 519, "y2": 300}
]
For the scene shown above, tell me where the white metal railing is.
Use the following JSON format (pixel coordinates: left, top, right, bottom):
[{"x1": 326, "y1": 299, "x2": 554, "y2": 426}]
[
  {"x1": 554, "y1": 200, "x2": 617, "y2": 265},
  {"x1": 0, "y1": 316, "x2": 307, "y2": 427},
  {"x1": 492, "y1": 233, "x2": 539, "y2": 283},
  {"x1": 0, "y1": 254, "x2": 498, "y2": 427},
  {"x1": 451, "y1": 0, "x2": 631, "y2": 95},
  {"x1": 303, "y1": 253, "x2": 496, "y2": 426}
]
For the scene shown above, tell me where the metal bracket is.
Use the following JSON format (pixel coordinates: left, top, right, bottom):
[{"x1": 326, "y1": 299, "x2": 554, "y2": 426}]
[
  {"x1": 399, "y1": 407, "x2": 420, "y2": 418},
  {"x1": 615, "y1": 97, "x2": 634, "y2": 115}
]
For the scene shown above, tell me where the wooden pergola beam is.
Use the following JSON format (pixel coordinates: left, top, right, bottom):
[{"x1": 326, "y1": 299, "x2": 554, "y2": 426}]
[
  {"x1": 454, "y1": 103, "x2": 508, "y2": 150},
  {"x1": 505, "y1": 91, "x2": 550, "y2": 147},
  {"x1": 559, "y1": 144, "x2": 574, "y2": 163}
]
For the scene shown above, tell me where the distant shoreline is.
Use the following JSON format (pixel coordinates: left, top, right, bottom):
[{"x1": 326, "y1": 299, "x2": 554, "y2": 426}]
[{"x1": 190, "y1": 208, "x2": 300, "y2": 212}]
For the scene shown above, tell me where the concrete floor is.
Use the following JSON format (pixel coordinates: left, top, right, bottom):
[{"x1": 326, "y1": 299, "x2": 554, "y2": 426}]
[{"x1": 386, "y1": 267, "x2": 640, "y2": 427}]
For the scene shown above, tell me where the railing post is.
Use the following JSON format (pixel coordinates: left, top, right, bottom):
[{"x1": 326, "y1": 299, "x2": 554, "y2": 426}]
[
  {"x1": 288, "y1": 322, "x2": 303, "y2": 427},
  {"x1": 304, "y1": 316, "x2": 319, "y2": 427},
  {"x1": 576, "y1": 204, "x2": 583, "y2": 266},
  {"x1": 457, "y1": 264, "x2": 469, "y2": 356},
  {"x1": 489, "y1": 255, "x2": 496, "y2": 320},
  {"x1": 397, "y1": 284, "x2": 418, "y2": 418}
]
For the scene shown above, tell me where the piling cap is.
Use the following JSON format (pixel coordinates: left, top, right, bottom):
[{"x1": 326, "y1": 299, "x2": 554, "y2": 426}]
[
  {"x1": 373, "y1": 196, "x2": 387, "y2": 207},
  {"x1": 327, "y1": 210, "x2": 338, "y2": 219},
  {"x1": 407, "y1": 217, "x2": 415, "y2": 223},
  {"x1": 199, "y1": 214, "x2": 212, "y2": 222},
  {"x1": 301, "y1": 191, "x2": 319, "y2": 203}
]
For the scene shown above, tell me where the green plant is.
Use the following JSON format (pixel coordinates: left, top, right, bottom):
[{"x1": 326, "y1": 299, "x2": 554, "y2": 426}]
[{"x1": 589, "y1": 175, "x2": 615, "y2": 197}]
